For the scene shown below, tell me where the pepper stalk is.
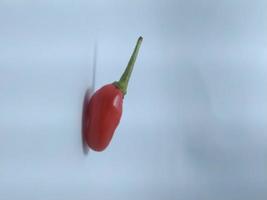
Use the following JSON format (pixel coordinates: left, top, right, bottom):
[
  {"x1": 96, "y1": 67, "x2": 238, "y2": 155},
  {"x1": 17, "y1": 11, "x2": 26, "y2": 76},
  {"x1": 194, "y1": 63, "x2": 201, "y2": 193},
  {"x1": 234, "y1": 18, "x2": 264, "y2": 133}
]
[{"x1": 114, "y1": 36, "x2": 143, "y2": 95}]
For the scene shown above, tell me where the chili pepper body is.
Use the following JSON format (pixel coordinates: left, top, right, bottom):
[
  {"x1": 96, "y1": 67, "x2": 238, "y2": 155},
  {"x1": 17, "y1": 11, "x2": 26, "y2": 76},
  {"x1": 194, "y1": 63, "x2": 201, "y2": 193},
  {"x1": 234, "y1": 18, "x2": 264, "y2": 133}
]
[
  {"x1": 82, "y1": 37, "x2": 142, "y2": 152},
  {"x1": 83, "y1": 84, "x2": 123, "y2": 151}
]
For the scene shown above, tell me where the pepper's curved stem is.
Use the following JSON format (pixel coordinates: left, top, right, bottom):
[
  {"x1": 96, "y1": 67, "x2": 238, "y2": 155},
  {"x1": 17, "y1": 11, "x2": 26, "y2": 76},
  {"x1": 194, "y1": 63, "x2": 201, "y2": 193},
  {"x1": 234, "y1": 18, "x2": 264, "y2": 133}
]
[{"x1": 114, "y1": 36, "x2": 143, "y2": 95}]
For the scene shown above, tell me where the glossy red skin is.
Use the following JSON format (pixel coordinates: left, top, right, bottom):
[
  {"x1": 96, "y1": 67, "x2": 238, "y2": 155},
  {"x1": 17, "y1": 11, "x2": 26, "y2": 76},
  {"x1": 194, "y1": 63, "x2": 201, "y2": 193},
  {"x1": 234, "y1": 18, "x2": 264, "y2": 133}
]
[{"x1": 82, "y1": 84, "x2": 123, "y2": 151}]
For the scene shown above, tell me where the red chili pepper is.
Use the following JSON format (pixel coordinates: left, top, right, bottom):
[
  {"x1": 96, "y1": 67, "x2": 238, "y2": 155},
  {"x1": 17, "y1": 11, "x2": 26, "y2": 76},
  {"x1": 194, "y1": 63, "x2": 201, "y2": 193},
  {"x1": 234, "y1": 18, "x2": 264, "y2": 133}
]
[{"x1": 82, "y1": 37, "x2": 143, "y2": 151}]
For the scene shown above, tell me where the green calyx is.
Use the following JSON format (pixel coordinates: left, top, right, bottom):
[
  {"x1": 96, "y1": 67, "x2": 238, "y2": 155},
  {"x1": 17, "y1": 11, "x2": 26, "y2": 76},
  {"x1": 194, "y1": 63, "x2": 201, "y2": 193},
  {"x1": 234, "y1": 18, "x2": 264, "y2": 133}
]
[{"x1": 114, "y1": 36, "x2": 143, "y2": 95}]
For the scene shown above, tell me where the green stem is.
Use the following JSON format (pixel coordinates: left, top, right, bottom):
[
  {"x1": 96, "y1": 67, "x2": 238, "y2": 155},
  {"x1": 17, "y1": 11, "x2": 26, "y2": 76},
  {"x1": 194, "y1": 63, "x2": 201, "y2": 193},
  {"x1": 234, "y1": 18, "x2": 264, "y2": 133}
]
[{"x1": 114, "y1": 36, "x2": 143, "y2": 95}]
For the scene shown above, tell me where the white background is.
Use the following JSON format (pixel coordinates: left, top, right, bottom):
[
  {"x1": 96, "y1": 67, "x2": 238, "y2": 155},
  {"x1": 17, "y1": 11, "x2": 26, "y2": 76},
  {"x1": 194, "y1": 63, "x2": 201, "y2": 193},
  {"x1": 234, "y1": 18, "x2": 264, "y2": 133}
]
[{"x1": 1, "y1": 0, "x2": 267, "y2": 199}]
